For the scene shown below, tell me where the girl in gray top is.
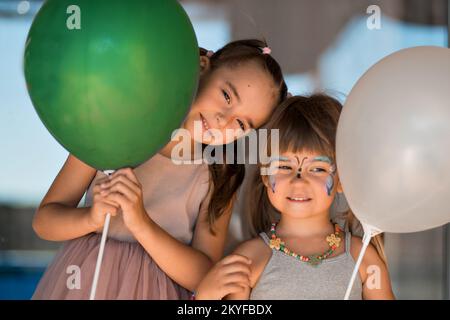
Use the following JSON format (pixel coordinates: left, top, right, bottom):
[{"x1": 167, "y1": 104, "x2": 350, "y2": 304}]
[{"x1": 195, "y1": 94, "x2": 395, "y2": 300}]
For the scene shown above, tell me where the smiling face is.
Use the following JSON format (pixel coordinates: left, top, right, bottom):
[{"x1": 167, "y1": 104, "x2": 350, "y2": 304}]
[
  {"x1": 263, "y1": 149, "x2": 342, "y2": 220},
  {"x1": 183, "y1": 62, "x2": 279, "y2": 145}
]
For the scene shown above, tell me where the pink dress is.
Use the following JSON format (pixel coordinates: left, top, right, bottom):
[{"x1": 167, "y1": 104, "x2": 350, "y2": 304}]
[{"x1": 32, "y1": 153, "x2": 210, "y2": 299}]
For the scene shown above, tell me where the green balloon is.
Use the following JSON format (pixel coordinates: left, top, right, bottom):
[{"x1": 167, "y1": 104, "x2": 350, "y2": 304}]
[{"x1": 24, "y1": 0, "x2": 199, "y2": 170}]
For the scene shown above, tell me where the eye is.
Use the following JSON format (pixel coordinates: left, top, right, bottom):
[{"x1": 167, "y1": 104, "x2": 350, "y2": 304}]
[
  {"x1": 277, "y1": 165, "x2": 292, "y2": 171},
  {"x1": 310, "y1": 167, "x2": 328, "y2": 174},
  {"x1": 222, "y1": 89, "x2": 231, "y2": 104},
  {"x1": 237, "y1": 119, "x2": 246, "y2": 131}
]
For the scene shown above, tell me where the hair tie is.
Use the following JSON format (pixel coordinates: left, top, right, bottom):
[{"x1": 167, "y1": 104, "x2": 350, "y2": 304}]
[
  {"x1": 261, "y1": 47, "x2": 272, "y2": 55},
  {"x1": 206, "y1": 50, "x2": 214, "y2": 58}
]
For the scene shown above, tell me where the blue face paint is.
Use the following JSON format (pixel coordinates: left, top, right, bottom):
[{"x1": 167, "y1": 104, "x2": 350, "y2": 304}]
[
  {"x1": 325, "y1": 175, "x2": 334, "y2": 196},
  {"x1": 267, "y1": 156, "x2": 289, "y2": 193},
  {"x1": 312, "y1": 156, "x2": 332, "y2": 164},
  {"x1": 311, "y1": 156, "x2": 335, "y2": 196},
  {"x1": 269, "y1": 174, "x2": 276, "y2": 193},
  {"x1": 269, "y1": 156, "x2": 290, "y2": 162},
  {"x1": 268, "y1": 155, "x2": 336, "y2": 196}
]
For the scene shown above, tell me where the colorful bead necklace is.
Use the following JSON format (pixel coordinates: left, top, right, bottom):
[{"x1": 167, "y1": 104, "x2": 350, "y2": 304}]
[{"x1": 269, "y1": 222, "x2": 342, "y2": 266}]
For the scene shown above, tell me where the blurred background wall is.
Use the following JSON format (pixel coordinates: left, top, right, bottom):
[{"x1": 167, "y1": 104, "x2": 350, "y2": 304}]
[{"x1": 0, "y1": 0, "x2": 448, "y2": 299}]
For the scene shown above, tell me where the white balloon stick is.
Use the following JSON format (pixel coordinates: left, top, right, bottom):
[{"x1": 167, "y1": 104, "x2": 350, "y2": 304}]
[
  {"x1": 344, "y1": 223, "x2": 382, "y2": 300},
  {"x1": 89, "y1": 169, "x2": 115, "y2": 300}
]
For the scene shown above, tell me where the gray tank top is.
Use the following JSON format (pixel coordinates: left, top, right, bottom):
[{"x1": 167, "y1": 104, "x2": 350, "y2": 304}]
[{"x1": 250, "y1": 229, "x2": 363, "y2": 300}]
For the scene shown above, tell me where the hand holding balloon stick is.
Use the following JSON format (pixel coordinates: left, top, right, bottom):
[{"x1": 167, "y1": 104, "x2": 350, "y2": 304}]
[{"x1": 89, "y1": 169, "x2": 114, "y2": 300}]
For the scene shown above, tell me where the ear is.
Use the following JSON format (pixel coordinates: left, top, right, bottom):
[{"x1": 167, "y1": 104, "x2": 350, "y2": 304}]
[{"x1": 199, "y1": 55, "x2": 211, "y2": 75}]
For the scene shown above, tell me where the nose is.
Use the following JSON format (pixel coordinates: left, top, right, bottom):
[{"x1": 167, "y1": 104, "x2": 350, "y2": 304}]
[
  {"x1": 216, "y1": 109, "x2": 237, "y2": 129},
  {"x1": 291, "y1": 170, "x2": 308, "y2": 184},
  {"x1": 215, "y1": 112, "x2": 227, "y2": 128}
]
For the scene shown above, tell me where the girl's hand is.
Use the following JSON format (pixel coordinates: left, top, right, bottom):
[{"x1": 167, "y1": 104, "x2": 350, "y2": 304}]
[
  {"x1": 87, "y1": 176, "x2": 120, "y2": 231},
  {"x1": 101, "y1": 168, "x2": 148, "y2": 234},
  {"x1": 195, "y1": 254, "x2": 252, "y2": 300}
]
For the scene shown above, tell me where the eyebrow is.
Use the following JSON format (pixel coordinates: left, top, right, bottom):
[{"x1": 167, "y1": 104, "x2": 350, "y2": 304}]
[
  {"x1": 269, "y1": 156, "x2": 290, "y2": 162},
  {"x1": 312, "y1": 156, "x2": 333, "y2": 164},
  {"x1": 226, "y1": 81, "x2": 241, "y2": 103}
]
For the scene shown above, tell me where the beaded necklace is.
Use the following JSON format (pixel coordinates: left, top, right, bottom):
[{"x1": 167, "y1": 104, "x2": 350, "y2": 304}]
[{"x1": 269, "y1": 222, "x2": 342, "y2": 266}]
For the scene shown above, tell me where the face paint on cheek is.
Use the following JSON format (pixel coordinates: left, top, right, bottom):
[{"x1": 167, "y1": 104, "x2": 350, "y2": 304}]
[
  {"x1": 325, "y1": 175, "x2": 334, "y2": 196},
  {"x1": 267, "y1": 156, "x2": 289, "y2": 193},
  {"x1": 269, "y1": 174, "x2": 276, "y2": 193}
]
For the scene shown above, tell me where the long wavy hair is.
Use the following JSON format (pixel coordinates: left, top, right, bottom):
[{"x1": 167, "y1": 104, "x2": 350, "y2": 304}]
[{"x1": 199, "y1": 39, "x2": 288, "y2": 233}]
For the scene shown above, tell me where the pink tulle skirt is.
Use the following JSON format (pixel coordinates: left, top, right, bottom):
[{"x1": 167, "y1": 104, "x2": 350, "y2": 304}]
[{"x1": 32, "y1": 233, "x2": 191, "y2": 300}]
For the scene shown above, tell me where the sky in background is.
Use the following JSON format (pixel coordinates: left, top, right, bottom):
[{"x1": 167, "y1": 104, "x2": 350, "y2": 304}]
[{"x1": 0, "y1": 1, "x2": 447, "y2": 206}]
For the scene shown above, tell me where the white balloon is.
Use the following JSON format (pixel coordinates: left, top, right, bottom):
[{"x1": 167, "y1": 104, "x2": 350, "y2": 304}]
[{"x1": 336, "y1": 46, "x2": 450, "y2": 233}]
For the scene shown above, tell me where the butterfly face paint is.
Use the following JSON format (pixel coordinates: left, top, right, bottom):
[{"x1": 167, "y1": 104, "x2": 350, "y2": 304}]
[
  {"x1": 267, "y1": 156, "x2": 290, "y2": 193},
  {"x1": 311, "y1": 156, "x2": 336, "y2": 196},
  {"x1": 267, "y1": 155, "x2": 336, "y2": 196},
  {"x1": 269, "y1": 174, "x2": 276, "y2": 193},
  {"x1": 325, "y1": 175, "x2": 334, "y2": 196},
  {"x1": 294, "y1": 155, "x2": 308, "y2": 179}
]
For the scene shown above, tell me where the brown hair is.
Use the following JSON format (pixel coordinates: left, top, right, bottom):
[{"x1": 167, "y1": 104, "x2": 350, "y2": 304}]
[
  {"x1": 199, "y1": 39, "x2": 288, "y2": 233},
  {"x1": 247, "y1": 94, "x2": 387, "y2": 264}
]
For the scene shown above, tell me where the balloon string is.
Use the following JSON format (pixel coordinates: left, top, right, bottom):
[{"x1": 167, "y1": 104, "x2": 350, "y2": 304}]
[
  {"x1": 89, "y1": 212, "x2": 110, "y2": 300},
  {"x1": 89, "y1": 169, "x2": 114, "y2": 300}
]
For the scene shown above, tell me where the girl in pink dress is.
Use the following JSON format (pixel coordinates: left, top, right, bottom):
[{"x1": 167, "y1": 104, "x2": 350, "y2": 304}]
[{"x1": 32, "y1": 39, "x2": 288, "y2": 299}]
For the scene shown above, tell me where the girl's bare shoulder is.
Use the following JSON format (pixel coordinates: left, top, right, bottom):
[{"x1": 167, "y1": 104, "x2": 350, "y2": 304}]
[
  {"x1": 350, "y1": 235, "x2": 382, "y2": 264},
  {"x1": 233, "y1": 235, "x2": 270, "y2": 257},
  {"x1": 232, "y1": 234, "x2": 272, "y2": 287}
]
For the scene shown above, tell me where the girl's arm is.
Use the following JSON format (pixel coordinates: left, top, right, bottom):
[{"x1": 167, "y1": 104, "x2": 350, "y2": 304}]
[
  {"x1": 104, "y1": 168, "x2": 235, "y2": 291},
  {"x1": 195, "y1": 254, "x2": 252, "y2": 300},
  {"x1": 224, "y1": 237, "x2": 269, "y2": 300},
  {"x1": 134, "y1": 202, "x2": 233, "y2": 292},
  {"x1": 32, "y1": 154, "x2": 118, "y2": 241},
  {"x1": 195, "y1": 237, "x2": 269, "y2": 300},
  {"x1": 196, "y1": 237, "x2": 269, "y2": 300},
  {"x1": 351, "y1": 236, "x2": 396, "y2": 300}
]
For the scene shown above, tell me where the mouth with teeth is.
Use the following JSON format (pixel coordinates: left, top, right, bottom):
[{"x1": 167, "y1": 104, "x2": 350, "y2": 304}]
[
  {"x1": 199, "y1": 113, "x2": 211, "y2": 132},
  {"x1": 287, "y1": 196, "x2": 312, "y2": 203}
]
